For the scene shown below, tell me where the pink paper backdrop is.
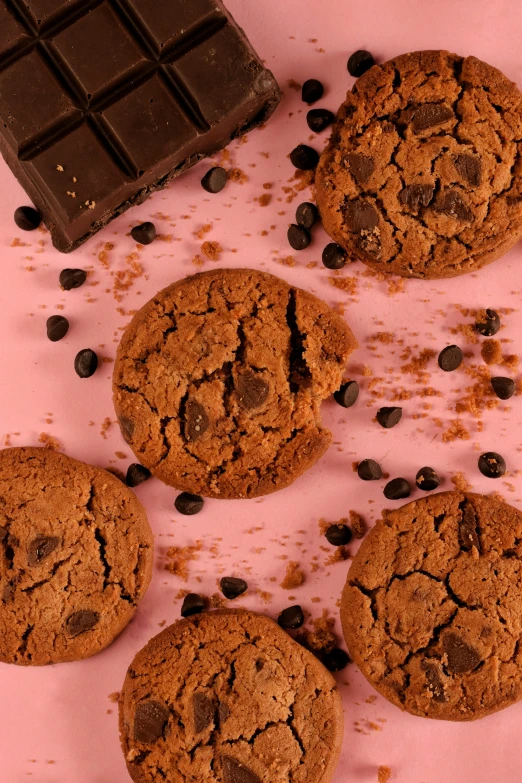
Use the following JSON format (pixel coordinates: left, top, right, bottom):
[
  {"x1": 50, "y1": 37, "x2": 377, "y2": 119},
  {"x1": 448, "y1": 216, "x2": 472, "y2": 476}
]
[{"x1": 2, "y1": 1, "x2": 522, "y2": 781}]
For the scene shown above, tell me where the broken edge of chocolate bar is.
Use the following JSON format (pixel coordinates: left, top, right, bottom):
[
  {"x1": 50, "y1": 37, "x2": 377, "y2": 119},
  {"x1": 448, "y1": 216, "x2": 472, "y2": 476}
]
[{"x1": 0, "y1": 0, "x2": 281, "y2": 252}]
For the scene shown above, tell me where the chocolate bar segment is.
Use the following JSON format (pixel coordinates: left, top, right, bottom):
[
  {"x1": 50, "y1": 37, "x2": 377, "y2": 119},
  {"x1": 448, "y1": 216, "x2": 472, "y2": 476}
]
[{"x1": 0, "y1": 0, "x2": 280, "y2": 251}]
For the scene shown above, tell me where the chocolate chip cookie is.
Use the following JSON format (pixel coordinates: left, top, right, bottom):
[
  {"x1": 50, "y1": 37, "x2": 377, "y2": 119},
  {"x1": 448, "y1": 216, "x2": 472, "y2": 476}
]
[
  {"x1": 316, "y1": 50, "x2": 522, "y2": 278},
  {"x1": 119, "y1": 609, "x2": 343, "y2": 783},
  {"x1": 0, "y1": 447, "x2": 153, "y2": 665},
  {"x1": 341, "y1": 491, "x2": 522, "y2": 720},
  {"x1": 113, "y1": 268, "x2": 357, "y2": 499}
]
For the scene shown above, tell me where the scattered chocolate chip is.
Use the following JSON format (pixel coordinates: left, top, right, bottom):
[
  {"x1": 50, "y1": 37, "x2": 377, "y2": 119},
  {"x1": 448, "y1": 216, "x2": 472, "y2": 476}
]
[
  {"x1": 290, "y1": 144, "x2": 319, "y2": 170},
  {"x1": 185, "y1": 399, "x2": 209, "y2": 441},
  {"x1": 302, "y1": 78, "x2": 324, "y2": 104},
  {"x1": 134, "y1": 700, "x2": 170, "y2": 743},
  {"x1": 306, "y1": 108, "x2": 334, "y2": 133},
  {"x1": 296, "y1": 202, "x2": 318, "y2": 229},
  {"x1": 235, "y1": 372, "x2": 269, "y2": 409},
  {"x1": 399, "y1": 183, "x2": 434, "y2": 210},
  {"x1": 384, "y1": 478, "x2": 411, "y2": 500},
  {"x1": 434, "y1": 190, "x2": 473, "y2": 222},
  {"x1": 322, "y1": 242, "x2": 346, "y2": 269},
  {"x1": 343, "y1": 198, "x2": 379, "y2": 233},
  {"x1": 181, "y1": 593, "x2": 206, "y2": 618},
  {"x1": 220, "y1": 576, "x2": 248, "y2": 599},
  {"x1": 222, "y1": 756, "x2": 261, "y2": 783},
  {"x1": 287, "y1": 223, "x2": 311, "y2": 250},
  {"x1": 453, "y1": 153, "x2": 482, "y2": 187},
  {"x1": 193, "y1": 693, "x2": 216, "y2": 733},
  {"x1": 174, "y1": 492, "x2": 204, "y2": 516},
  {"x1": 422, "y1": 661, "x2": 447, "y2": 702},
  {"x1": 459, "y1": 501, "x2": 480, "y2": 551},
  {"x1": 347, "y1": 50, "x2": 375, "y2": 77},
  {"x1": 131, "y1": 221, "x2": 156, "y2": 245},
  {"x1": 27, "y1": 536, "x2": 60, "y2": 566},
  {"x1": 376, "y1": 406, "x2": 402, "y2": 429},
  {"x1": 334, "y1": 380, "x2": 359, "y2": 408},
  {"x1": 74, "y1": 348, "x2": 98, "y2": 378},
  {"x1": 443, "y1": 633, "x2": 481, "y2": 674},
  {"x1": 201, "y1": 166, "x2": 228, "y2": 193},
  {"x1": 323, "y1": 648, "x2": 350, "y2": 672},
  {"x1": 119, "y1": 416, "x2": 135, "y2": 443},
  {"x1": 125, "y1": 464, "x2": 151, "y2": 488},
  {"x1": 409, "y1": 103, "x2": 454, "y2": 132},
  {"x1": 475, "y1": 309, "x2": 500, "y2": 336},
  {"x1": 491, "y1": 376, "x2": 515, "y2": 400},
  {"x1": 478, "y1": 451, "x2": 506, "y2": 478},
  {"x1": 345, "y1": 152, "x2": 374, "y2": 184},
  {"x1": 415, "y1": 467, "x2": 440, "y2": 491},
  {"x1": 66, "y1": 609, "x2": 99, "y2": 637},
  {"x1": 325, "y1": 524, "x2": 352, "y2": 546},
  {"x1": 14, "y1": 205, "x2": 40, "y2": 231},
  {"x1": 278, "y1": 605, "x2": 305, "y2": 629},
  {"x1": 59, "y1": 268, "x2": 87, "y2": 290},
  {"x1": 438, "y1": 345, "x2": 463, "y2": 372},
  {"x1": 46, "y1": 315, "x2": 69, "y2": 342},
  {"x1": 357, "y1": 459, "x2": 382, "y2": 481}
]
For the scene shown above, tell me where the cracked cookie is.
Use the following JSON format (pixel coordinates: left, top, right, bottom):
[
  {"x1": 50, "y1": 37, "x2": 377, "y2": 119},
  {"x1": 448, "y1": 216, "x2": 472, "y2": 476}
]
[
  {"x1": 316, "y1": 50, "x2": 522, "y2": 278},
  {"x1": 119, "y1": 608, "x2": 343, "y2": 783},
  {"x1": 112, "y1": 268, "x2": 357, "y2": 499},
  {"x1": 0, "y1": 447, "x2": 153, "y2": 665},
  {"x1": 341, "y1": 491, "x2": 522, "y2": 720}
]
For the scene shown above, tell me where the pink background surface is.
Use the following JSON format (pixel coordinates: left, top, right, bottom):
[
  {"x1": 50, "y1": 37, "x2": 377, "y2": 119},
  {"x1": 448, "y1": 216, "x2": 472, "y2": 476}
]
[{"x1": 2, "y1": 1, "x2": 522, "y2": 781}]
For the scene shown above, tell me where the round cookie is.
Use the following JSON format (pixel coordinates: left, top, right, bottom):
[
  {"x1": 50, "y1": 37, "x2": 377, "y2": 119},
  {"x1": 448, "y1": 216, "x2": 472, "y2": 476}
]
[
  {"x1": 119, "y1": 609, "x2": 343, "y2": 783},
  {"x1": 113, "y1": 268, "x2": 357, "y2": 499},
  {"x1": 341, "y1": 491, "x2": 522, "y2": 720},
  {"x1": 0, "y1": 447, "x2": 153, "y2": 665},
  {"x1": 316, "y1": 50, "x2": 522, "y2": 279}
]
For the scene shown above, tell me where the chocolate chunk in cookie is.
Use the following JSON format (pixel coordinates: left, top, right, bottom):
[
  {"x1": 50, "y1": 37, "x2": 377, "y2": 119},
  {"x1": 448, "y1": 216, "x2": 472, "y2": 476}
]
[
  {"x1": 343, "y1": 198, "x2": 379, "y2": 232},
  {"x1": 453, "y1": 154, "x2": 482, "y2": 186},
  {"x1": 66, "y1": 609, "x2": 99, "y2": 638},
  {"x1": 193, "y1": 693, "x2": 216, "y2": 733},
  {"x1": 443, "y1": 633, "x2": 482, "y2": 674},
  {"x1": 345, "y1": 153, "x2": 374, "y2": 184},
  {"x1": 235, "y1": 373, "x2": 269, "y2": 410},
  {"x1": 134, "y1": 700, "x2": 170, "y2": 742},
  {"x1": 185, "y1": 400, "x2": 209, "y2": 442},
  {"x1": 27, "y1": 535, "x2": 60, "y2": 566},
  {"x1": 399, "y1": 184, "x2": 434, "y2": 210},
  {"x1": 434, "y1": 190, "x2": 474, "y2": 222}
]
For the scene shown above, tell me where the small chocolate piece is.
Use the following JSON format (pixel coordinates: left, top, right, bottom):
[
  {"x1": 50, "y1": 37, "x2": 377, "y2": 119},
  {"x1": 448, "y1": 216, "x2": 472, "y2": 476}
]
[
  {"x1": 59, "y1": 268, "x2": 87, "y2": 290},
  {"x1": 422, "y1": 661, "x2": 447, "y2": 702},
  {"x1": 290, "y1": 144, "x2": 319, "y2": 170},
  {"x1": 181, "y1": 593, "x2": 206, "y2": 618},
  {"x1": 46, "y1": 315, "x2": 69, "y2": 342},
  {"x1": 415, "y1": 467, "x2": 440, "y2": 491},
  {"x1": 475, "y1": 309, "x2": 500, "y2": 336},
  {"x1": 347, "y1": 50, "x2": 375, "y2": 78},
  {"x1": 459, "y1": 501, "x2": 480, "y2": 551},
  {"x1": 27, "y1": 536, "x2": 60, "y2": 566},
  {"x1": 185, "y1": 399, "x2": 209, "y2": 441},
  {"x1": 220, "y1": 577, "x2": 248, "y2": 599},
  {"x1": 14, "y1": 206, "x2": 40, "y2": 231},
  {"x1": 443, "y1": 633, "x2": 481, "y2": 674},
  {"x1": 174, "y1": 492, "x2": 204, "y2": 516},
  {"x1": 222, "y1": 756, "x2": 261, "y2": 783},
  {"x1": 345, "y1": 152, "x2": 374, "y2": 185},
  {"x1": 491, "y1": 376, "x2": 516, "y2": 400},
  {"x1": 193, "y1": 693, "x2": 216, "y2": 733},
  {"x1": 322, "y1": 648, "x2": 350, "y2": 672},
  {"x1": 376, "y1": 406, "x2": 402, "y2": 429},
  {"x1": 125, "y1": 464, "x2": 151, "y2": 488},
  {"x1": 453, "y1": 153, "x2": 482, "y2": 186},
  {"x1": 74, "y1": 348, "x2": 98, "y2": 378},
  {"x1": 334, "y1": 380, "x2": 359, "y2": 408},
  {"x1": 325, "y1": 524, "x2": 352, "y2": 546},
  {"x1": 235, "y1": 372, "x2": 269, "y2": 409},
  {"x1": 131, "y1": 222, "x2": 156, "y2": 245},
  {"x1": 399, "y1": 183, "x2": 434, "y2": 210},
  {"x1": 134, "y1": 700, "x2": 170, "y2": 743},
  {"x1": 322, "y1": 243, "x2": 347, "y2": 269},
  {"x1": 438, "y1": 345, "x2": 463, "y2": 372},
  {"x1": 357, "y1": 459, "x2": 382, "y2": 481},
  {"x1": 302, "y1": 79, "x2": 324, "y2": 104},
  {"x1": 66, "y1": 609, "x2": 99, "y2": 637},
  {"x1": 478, "y1": 451, "x2": 506, "y2": 478},
  {"x1": 296, "y1": 202, "x2": 318, "y2": 229},
  {"x1": 343, "y1": 198, "x2": 379, "y2": 232},
  {"x1": 306, "y1": 108, "x2": 334, "y2": 133},
  {"x1": 201, "y1": 167, "x2": 228, "y2": 194},
  {"x1": 434, "y1": 190, "x2": 474, "y2": 222},
  {"x1": 277, "y1": 605, "x2": 305, "y2": 629},
  {"x1": 287, "y1": 223, "x2": 312, "y2": 250},
  {"x1": 218, "y1": 702, "x2": 231, "y2": 724},
  {"x1": 119, "y1": 416, "x2": 135, "y2": 443},
  {"x1": 383, "y1": 478, "x2": 411, "y2": 500},
  {"x1": 409, "y1": 103, "x2": 454, "y2": 132}
]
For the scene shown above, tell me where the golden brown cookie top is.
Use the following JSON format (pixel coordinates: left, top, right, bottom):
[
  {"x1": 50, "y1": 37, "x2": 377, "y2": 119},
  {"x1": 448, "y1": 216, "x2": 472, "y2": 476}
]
[
  {"x1": 0, "y1": 447, "x2": 153, "y2": 665},
  {"x1": 316, "y1": 50, "x2": 522, "y2": 279},
  {"x1": 119, "y1": 609, "x2": 344, "y2": 783},
  {"x1": 113, "y1": 268, "x2": 357, "y2": 499}
]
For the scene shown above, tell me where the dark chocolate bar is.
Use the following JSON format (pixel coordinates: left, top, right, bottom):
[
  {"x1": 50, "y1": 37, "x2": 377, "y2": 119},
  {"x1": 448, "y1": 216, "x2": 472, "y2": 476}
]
[{"x1": 0, "y1": 0, "x2": 280, "y2": 251}]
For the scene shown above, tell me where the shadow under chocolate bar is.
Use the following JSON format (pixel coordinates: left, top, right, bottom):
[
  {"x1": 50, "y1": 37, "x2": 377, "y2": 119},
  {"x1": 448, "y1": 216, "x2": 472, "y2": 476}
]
[{"x1": 0, "y1": 0, "x2": 281, "y2": 252}]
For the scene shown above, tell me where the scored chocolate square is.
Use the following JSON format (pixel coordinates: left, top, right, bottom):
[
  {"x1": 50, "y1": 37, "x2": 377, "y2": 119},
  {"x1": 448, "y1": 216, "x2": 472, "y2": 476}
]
[{"x1": 0, "y1": 0, "x2": 280, "y2": 251}]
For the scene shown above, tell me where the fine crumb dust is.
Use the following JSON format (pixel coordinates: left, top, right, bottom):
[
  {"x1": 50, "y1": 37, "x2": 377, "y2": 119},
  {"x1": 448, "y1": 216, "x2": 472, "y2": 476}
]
[{"x1": 280, "y1": 561, "x2": 305, "y2": 589}]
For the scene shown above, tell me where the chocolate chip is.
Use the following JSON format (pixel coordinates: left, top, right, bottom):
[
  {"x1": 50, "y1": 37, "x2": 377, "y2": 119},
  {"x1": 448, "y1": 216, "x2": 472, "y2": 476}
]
[
  {"x1": 422, "y1": 661, "x2": 447, "y2": 702},
  {"x1": 287, "y1": 223, "x2": 311, "y2": 250},
  {"x1": 453, "y1": 154, "x2": 482, "y2": 187},
  {"x1": 434, "y1": 190, "x2": 473, "y2": 222},
  {"x1": 438, "y1": 345, "x2": 463, "y2": 372},
  {"x1": 322, "y1": 243, "x2": 347, "y2": 269},
  {"x1": 125, "y1": 463, "x2": 151, "y2": 487},
  {"x1": 443, "y1": 632, "x2": 481, "y2": 673},
  {"x1": 0, "y1": 526, "x2": 7, "y2": 541},
  {"x1": 218, "y1": 702, "x2": 230, "y2": 724},
  {"x1": 475, "y1": 309, "x2": 500, "y2": 336},
  {"x1": 409, "y1": 103, "x2": 454, "y2": 132},
  {"x1": 306, "y1": 108, "x2": 334, "y2": 133},
  {"x1": 325, "y1": 524, "x2": 352, "y2": 546},
  {"x1": 201, "y1": 166, "x2": 228, "y2": 193},
  {"x1": 2, "y1": 583, "x2": 15, "y2": 602},
  {"x1": 383, "y1": 478, "x2": 411, "y2": 500},
  {"x1": 119, "y1": 416, "x2": 134, "y2": 443},
  {"x1": 59, "y1": 268, "x2": 87, "y2": 290},
  {"x1": 478, "y1": 451, "x2": 506, "y2": 478},
  {"x1": 185, "y1": 399, "x2": 209, "y2": 441},
  {"x1": 46, "y1": 315, "x2": 69, "y2": 342},
  {"x1": 290, "y1": 144, "x2": 319, "y2": 170},
  {"x1": 66, "y1": 609, "x2": 99, "y2": 637},
  {"x1": 131, "y1": 221, "x2": 156, "y2": 245},
  {"x1": 376, "y1": 406, "x2": 402, "y2": 429},
  {"x1": 296, "y1": 202, "x2": 318, "y2": 229},
  {"x1": 399, "y1": 183, "x2": 434, "y2": 210},
  {"x1": 491, "y1": 376, "x2": 515, "y2": 400},
  {"x1": 322, "y1": 648, "x2": 350, "y2": 672},
  {"x1": 343, "y1": 198, "x2": 379, "y2": 232},
  {"x1": 459, "y1": 502, "x2": 480, "y2": 551},
  {"x1": 134, "y1": 700, "x2": 170, "y2": 743},
  {"x1": 14, "y1": 205, "x2": 40, "y2": 231},
  {"x1": 222, "y1": 756, "x2": 262, "y2": 783},
  {"x1": 181, "y1": 593, "x2": 206, "y2": 617},
  {"x1": 193, "y1": 693, "x2": 216, "y2": 733},
  {"x1": 415, "y1": 467, "x2": 440, "y2": 491},
  {"x1": 334, "y1": 380, "x2": 359, "y2": 408},
  {"x1": 347, "y1": 50, "x2": 375, "y2": 77},
  {"x1": 74, "y1": 348, "x2": 98, "y2": 378},
  {"x1": 277, "y1": 605, "x2": 304, "y2": 629},
  {"x1": 302, "y1": 79, "x2": 324, "y2": 104},
  {"x1": 358, "y1": 459, "x2": 382, "y2": 481},
  {"x1": 220, "y1": 576, "x2": 248, "y2": 599},
  {"x1": 345, "y1": 152, "x2": 374, "y2": 184},
  {"x1": 174, "y1": 492, "x2": 204, "y2": 516},
  {"x1": 235, "y1": 372, "x2": 269, "y2": 410},
  {"x1": 27, "y1": 536, "x2": 60, "y2": 566}
]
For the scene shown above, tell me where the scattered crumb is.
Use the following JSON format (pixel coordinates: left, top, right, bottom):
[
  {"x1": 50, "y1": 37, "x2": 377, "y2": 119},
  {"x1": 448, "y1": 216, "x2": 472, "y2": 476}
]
[
  {"x1": 256, "y1": 193, "x2": 272, "y2": 207},
  {"x1": 38, "y1": 432, "x2": 61, "y2": 450},
  {"x1": 201, "y1": 240, "x2": 222, "y2": 261},
  {"x1": 287, "y1": 78, "x2": 301, "y2": 90},
  {"x1": 349, "y1": 511, "x2": 367, "y2": 539},
  {"x1": 441, "y1": 419, "x2": 471, "y2": 442},
  {"x1": 108, "y1": 692, "x2": 120, "y2": 703},
  {"x1": 481, "y1": 339, "x2": 502, "y2": 365},
  {"x1": 228, "y1": 168, "x2": 248, "y2": 184},
  {"x1": 378, "y1": 766, "x2": 391, "y2": 783},
  {"x1": 256, "y1": 589, "x2": 272, "y2": 604},
  {"x1": 451, "y1": 472, "x2": 473, "y2": 492},
  {"x1": 280, "y1": 561, "x2": 305, "y2": 589},
  {"x1": 328, "y1": 276, "x2": 357, "y2": 295},
  {"x1": 325, "y1": 547, "x2": 350, "y2": 565},
  {"x1": 100, "y1": 417, "x2": 112, "y2": 439},
  {"x1": 276, "y1": 255, "x2": 295, "y2": 267},
  {"x1": 196, "y1": 223, "x2": 213, "y2": 240},
  {"x1": 165, "y1": 541, "x2": 203, "y2": 581}
]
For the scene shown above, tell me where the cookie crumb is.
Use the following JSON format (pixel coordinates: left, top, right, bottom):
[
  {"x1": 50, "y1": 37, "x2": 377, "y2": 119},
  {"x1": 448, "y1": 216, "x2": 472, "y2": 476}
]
[
  {"x1": 451, "y1": 472, "x2": 473, "y2": 492},
  {"x1": 441, "y1": 419, "x2": 470, "y2": 442},
  {"x1": 481, "y1": 339, "x2": 502, "y2": 365},
  {"x1": 280, "y1": 561, "x2": 305, "y2": 589},
  {"x1": 108, "y1": 692, "x2": 120, "y2": 703},
  {"x1": 38, "y1": 432, "x2": 61, "y2": 450},
  {"x1": 349, "y1": 510, "x2": 367, "y2": 539},
  {"x1": 378, "y1": 766, "x2": 392, "y2": 783},
  {"x1": 165, "y1": 542, "x2": 203, "y2": 581},
  {"x1": 201, "y1": 241, "x2": 222, "y2": 261}
]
